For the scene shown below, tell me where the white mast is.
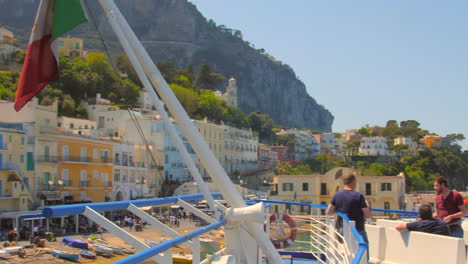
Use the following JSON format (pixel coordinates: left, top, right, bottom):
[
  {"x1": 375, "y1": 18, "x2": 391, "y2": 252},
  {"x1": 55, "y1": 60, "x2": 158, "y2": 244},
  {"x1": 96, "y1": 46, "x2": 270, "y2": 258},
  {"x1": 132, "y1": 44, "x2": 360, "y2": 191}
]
[
  {"x1": 100, "y1": 0, "x2": 216, "y2": 213},
  {"x1": 97, "y1": 1, "x2": 283, "y2": 264}
]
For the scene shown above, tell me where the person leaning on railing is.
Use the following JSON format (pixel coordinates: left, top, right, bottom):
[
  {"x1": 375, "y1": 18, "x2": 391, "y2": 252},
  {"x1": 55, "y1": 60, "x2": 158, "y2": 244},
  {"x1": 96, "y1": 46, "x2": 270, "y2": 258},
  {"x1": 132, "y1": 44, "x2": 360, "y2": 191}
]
[
  {"x1": 395, "y1": 203, "x2": 449, "y2": 236},
  {"x1": 326, "y1": 173, "x2": 373, "y2": 247}
]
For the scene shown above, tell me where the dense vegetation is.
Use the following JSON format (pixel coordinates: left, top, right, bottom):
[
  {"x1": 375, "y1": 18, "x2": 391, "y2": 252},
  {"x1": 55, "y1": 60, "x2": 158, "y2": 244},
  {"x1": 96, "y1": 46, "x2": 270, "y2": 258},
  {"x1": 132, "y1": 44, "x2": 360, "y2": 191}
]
[
  {"x1": 276, "y1": 121, "x2": 468, "y2": 192},
  {"x1": 0, "y1": 52, "x2": 278, "y2": 141}
]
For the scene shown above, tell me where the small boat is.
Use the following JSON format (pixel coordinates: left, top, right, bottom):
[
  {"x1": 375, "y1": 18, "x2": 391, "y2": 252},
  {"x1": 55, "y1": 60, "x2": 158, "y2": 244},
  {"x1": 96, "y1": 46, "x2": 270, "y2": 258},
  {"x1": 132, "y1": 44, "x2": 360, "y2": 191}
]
[
  {"x1": 79, "y1": 250, "x2": 96, "y2": 259},
  {"x1": 0, "y1": 250, "x2": 10, "y2": 258},
  {"x1": 62, "y1": 237, "x2": 89, "y2": 250},
  {"x1": 50, "y1": 248, "x2": 79, "y2": 261},
  {"x1": 145, "y1": 239, "x2": 158, "y2": 246},
  {"x1": 2, "y1": 246, "x2": 24, "y2": 253},
  {"x1": 87, "y1": 237, "x2": 106, "y2": 244},
  {"x1": 122, "y1": 248, "x2": 134, "y2": 254},
  {"x1": 96, "y1": 243, "x2": 123, "y2": 255},
  {"x1": 173, "y1": 252, "x2": 192, "y2": 263},
  {"x1": 90, "y1": 243, "x2": 114, "y2": 256}
]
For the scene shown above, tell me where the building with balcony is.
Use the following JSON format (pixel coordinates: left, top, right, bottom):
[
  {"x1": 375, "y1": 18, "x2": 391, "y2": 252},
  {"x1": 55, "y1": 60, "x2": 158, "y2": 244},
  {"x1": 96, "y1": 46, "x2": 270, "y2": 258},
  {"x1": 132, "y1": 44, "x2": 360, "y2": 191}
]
[
  {"x1": 58, "y1": 37, "x2": 85, "y2": 58},
  {"x1": 36, "y1": 133, "x2": 113, "y2": 204},
  {"x1": 359, "y1": 137, "x2": 388, "y2": 156},
  {"x1": 258, "y1": 144, "x2": 279, "y2": 169},
  {"x1": 57, "y1": 116, "x2": 97, "y2": 137},
  {"x1": 113, "y1": 142, "x2": 153, "y2": 200},
  {"x1": 277, "y1": 129, "x2": 320, "y2": 160},
  {"x1": 314, "y1": 133, "x2": 336, "y2": 154},
  {"x1": 334, "y1": 137, "x2": 348, "y2": 155},
  {"x1": 223, "y1": 125, "x2": 258, "y2": 174},
  {"x1": 0, "y1": 123, "x2": 35, "y2": 211},
  {"x1": 194, "y1": 119, "x2": 224, "y2": 178},
  {"x1": 270, "y1": 146, "x2": 288, "y2": 162},
  {"x1": 394, "y1": 137, "x2": 418, "y2": 149},
  {"x1": 269, "y1": 167, "x2": 405, "y2": 214}
]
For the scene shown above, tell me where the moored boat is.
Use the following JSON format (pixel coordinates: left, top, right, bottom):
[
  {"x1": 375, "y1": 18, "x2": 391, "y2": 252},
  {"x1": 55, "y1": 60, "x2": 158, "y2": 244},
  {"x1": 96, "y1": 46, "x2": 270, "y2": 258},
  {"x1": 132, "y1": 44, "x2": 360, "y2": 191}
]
[
  {"x1": 144, "y1": 239, "x2": 158, "y2": 246},
  {"x1": 90, "y1": 243, "x2": 114, "y2": 256},
  {"x1": 79, "y1": 250, "x2": 96, "y2": 259},
  {"x1": 0, "y1": 250, "x2": 10, "y2": 258},
  {"x1": 61, "y1": 237, "x2": 88, "y2": 250},
  {"x1": 96, "y1": 242, "x2": 124, "y2": 255},
  {"x1": 2, "y1": 246, "x2": 24, "y2": 254},
  {"x1": 50, "y1": 248, "x2": 79, "y2": 261},
  {"x1": 122, "y1": 248, "x2": 134, "y2": 254}
]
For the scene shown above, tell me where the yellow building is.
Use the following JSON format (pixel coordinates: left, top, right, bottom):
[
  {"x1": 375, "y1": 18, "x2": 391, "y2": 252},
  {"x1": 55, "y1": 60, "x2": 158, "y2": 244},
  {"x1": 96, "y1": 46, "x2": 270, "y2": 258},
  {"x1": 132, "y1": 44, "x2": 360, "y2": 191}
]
[
  {"x1": 36, "y1": 133, "x2": 113, "y2": 204},
  {"x1": 58, "y1": 37, "x2": 84, "y2": 58},
  {"x1": 0, "y1": 123, "x2": 35, "y2": 211},
  {"x1": 269, "y1": 167, "x2": 405, "y2": 214}
]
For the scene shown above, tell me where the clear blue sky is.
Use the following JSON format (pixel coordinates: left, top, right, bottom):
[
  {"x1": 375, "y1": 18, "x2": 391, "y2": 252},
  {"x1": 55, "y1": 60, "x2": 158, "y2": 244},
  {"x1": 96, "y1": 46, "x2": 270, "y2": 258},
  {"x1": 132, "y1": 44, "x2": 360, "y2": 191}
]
[{"x1": 190, "y1": 0, "x2": 468, "y2": 150}]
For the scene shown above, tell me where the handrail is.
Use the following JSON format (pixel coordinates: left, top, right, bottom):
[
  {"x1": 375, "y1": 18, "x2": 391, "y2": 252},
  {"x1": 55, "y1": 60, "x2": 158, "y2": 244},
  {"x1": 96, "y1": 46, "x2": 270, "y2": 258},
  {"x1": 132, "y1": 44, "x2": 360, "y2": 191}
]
[
  {"x1": 253, "y1": 199, "x2": 368, "y2": 264},
  {"x1": 114, "y1": 219, "x2": 227, "y2": 264},
  {"x1": 42, "y1": 192, "x2": 222, "y2": 218}
]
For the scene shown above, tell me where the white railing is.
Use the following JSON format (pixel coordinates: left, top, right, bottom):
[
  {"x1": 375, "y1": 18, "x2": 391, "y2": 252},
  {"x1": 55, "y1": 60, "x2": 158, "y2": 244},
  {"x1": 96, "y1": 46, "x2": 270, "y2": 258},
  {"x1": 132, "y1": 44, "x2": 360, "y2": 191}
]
[{"x1": 253, "y1": 200, "x2": 368, "y2": 264}]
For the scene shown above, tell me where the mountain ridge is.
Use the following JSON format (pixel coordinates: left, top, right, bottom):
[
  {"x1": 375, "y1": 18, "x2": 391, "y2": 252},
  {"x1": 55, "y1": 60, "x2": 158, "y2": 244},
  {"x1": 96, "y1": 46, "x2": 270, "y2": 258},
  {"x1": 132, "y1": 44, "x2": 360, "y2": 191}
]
[{"x1": 0, "y1": 0, "x2": 333, "y2": 131}]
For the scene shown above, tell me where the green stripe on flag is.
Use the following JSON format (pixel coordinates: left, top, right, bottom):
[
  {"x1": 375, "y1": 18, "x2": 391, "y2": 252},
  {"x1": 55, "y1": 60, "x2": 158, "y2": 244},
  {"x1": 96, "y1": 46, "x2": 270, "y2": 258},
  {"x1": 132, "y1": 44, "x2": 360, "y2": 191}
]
[{"x1": 52, "y1": 0, "x2": 87, "y2": 40}]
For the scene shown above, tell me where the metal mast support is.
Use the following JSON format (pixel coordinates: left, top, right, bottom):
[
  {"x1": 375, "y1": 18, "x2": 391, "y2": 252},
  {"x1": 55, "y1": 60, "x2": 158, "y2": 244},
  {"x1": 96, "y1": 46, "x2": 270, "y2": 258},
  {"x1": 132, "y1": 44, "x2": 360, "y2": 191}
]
[
  {"x1": 98, "y1": 1, "x2": 282, "y2": 264},
  {"x1": 98, "y1": 0, "x2": 216, "y2": 212},
  {"x1": 82, "y1": 206, "x2": 171, "y2": 264}
]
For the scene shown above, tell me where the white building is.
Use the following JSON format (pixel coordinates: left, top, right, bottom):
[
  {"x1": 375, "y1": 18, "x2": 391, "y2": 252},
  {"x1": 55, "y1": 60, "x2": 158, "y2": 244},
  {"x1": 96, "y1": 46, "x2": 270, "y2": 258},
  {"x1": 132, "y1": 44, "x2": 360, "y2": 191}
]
[
  {"x1": 57, "y1": 117, "x2": 98, "y2": 137},
  {"x1": 224, "y1": 125, "x2": 258, "y2": 174},
  {"x1": 277, "y1": 129, "x2": 320, "y2": 160},
  {"x1": 113, "y1": 142, "x2": 151, "y2": 200},
  {"x1": 138, "y1": 89, "x2": 157, "y2": 110},
  {"x1": 394, "y1": 137, "x2": 418, "y2": 149},
  {"x1": 359, "y1": 137, "x2": 388, "y2": 156}
]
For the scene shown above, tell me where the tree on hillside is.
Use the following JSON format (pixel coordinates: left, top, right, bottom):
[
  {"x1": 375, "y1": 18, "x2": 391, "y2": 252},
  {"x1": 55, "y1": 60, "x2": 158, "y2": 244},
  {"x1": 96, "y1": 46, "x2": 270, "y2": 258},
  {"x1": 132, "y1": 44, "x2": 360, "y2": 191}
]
[
  {"x1": 400, "y1": 120, "x2": 421, "y2": 139},
  {"x1": 248, "y1": 111, "x2": 274, "y2": 143},
  {"x1": 170, "y1": 83, "x2": 199, "y2": 116},
  {"x1": 156, "y1": 61, "x2": 177, "y2": 82},
  {"x1": 223, "y1": 105, "x2": 249, "y2": 128},
  {"x1": 195, "y1": 64, "x2": 226, "y2": 91},
  {"x1": 446, "y1": 133, "x2": 465, "y2": 144},
  {"x1": 116, "y1": 55, "x2": 141, "y2": 86},
  {"x1": 357, "y1": 127, "x2": 371, "y2": 137},
  {"x1": 196, "y1": 91, "x2": 225, "y2": 123}
]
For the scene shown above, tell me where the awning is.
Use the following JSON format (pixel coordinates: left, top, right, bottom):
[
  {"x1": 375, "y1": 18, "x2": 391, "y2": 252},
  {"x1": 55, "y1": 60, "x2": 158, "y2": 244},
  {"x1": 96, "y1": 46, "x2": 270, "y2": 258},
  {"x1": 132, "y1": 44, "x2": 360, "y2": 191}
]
[{"x1": 21, "y1": 214, "x2": 45, "y2": 220}]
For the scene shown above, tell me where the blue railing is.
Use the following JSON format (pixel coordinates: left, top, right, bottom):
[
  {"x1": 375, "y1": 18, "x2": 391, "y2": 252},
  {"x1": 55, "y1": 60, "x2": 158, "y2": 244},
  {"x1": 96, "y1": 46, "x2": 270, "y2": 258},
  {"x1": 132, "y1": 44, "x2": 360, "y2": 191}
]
[
  {"x1": 42, "y1": 192, "x2": 222, "y2": 217},
  {"x1": 114, "y1": 219, "x2": 227, "y2": 264},
  {"x1": 253, "y1": 199, "x2": 368, "y2": 264}
]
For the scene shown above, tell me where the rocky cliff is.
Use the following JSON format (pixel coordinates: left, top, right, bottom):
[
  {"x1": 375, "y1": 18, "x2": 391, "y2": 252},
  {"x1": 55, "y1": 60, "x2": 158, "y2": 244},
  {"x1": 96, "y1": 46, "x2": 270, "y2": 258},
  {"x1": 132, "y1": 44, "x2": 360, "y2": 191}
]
[{"x1": 0, "y1": 0, "x2": 334, "y2": 131}]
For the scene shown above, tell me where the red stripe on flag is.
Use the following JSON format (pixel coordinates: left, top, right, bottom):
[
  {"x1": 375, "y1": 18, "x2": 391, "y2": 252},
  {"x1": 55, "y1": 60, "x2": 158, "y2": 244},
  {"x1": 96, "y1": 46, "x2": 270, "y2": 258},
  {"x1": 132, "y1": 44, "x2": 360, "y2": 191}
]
[{"x1": 14, "y1": 34, "x2": 58, "y2": 111}]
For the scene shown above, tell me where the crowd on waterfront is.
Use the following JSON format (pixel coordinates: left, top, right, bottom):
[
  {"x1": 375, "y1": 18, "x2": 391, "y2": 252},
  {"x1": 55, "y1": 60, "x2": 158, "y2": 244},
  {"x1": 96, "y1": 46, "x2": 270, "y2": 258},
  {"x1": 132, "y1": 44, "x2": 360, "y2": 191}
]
[{"x1": 0, "y1": 205, "x2": 200, "y2": 245}]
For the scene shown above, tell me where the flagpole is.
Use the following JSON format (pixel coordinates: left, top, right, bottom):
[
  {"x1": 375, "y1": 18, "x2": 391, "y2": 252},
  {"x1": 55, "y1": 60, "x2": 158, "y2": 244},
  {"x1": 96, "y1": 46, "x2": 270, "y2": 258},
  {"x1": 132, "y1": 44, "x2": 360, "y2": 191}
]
[{"x1": 97, "y1": 1, "x2": 283, "y2": 264}]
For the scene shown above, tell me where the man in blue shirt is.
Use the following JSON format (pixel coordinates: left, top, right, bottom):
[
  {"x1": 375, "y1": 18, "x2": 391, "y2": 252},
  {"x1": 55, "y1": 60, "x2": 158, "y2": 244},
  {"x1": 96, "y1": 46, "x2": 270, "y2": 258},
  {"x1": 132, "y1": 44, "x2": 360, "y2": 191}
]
[
  {"x1": 395, "y1": 204, "x2": 449, "y2": 236},
  {"x1": 326, "y1": 173, "x2": 373, "y2": 245}
]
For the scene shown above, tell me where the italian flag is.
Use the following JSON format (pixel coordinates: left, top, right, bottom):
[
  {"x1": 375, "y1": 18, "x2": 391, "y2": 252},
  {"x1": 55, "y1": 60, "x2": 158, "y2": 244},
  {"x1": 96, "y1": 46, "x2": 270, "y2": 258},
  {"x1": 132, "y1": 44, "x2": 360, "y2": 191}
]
[{"x1": 14, "y1": 0, "x2": 87, "y2": 111}]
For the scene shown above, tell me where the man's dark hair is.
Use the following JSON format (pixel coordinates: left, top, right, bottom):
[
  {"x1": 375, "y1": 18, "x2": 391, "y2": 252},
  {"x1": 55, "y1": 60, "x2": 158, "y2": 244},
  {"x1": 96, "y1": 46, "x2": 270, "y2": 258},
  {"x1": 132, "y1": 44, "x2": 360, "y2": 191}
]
[
  {"x1": 434, "y1": 176, "x2": 448, "y2": 187},
  {"x1": 418, "y1": 204, "x2": 433, "y2": 220},
  {"x1": 342, "y1": 173, "x2": 356, "y2": 186}
]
